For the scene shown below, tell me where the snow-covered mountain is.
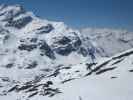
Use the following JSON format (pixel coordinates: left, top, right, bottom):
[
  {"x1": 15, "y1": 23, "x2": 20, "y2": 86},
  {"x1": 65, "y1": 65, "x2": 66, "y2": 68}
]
[
  {"x1": 0, "y1": 4, "x2": 101, "y2": 99},
  {"x1": 81, "y1": 28, "x2": 133, "y2": 57},
  {"x1": 0, "y1": 4, "x2": 103, "y2": 68},
  {"x1": 0, "y1": 4, "x2": 133, "y2": 100}
]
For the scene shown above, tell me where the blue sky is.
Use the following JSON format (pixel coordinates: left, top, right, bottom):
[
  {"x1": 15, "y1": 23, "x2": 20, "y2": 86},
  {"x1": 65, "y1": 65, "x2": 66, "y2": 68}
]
[{"x1": 0, "y1": 0, "x2": 133, "y2": 30}]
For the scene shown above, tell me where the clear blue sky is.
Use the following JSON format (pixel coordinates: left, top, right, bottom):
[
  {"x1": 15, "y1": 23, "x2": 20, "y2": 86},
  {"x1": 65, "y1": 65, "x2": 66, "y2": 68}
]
[{"x1": 0, "y1": 0, "x2": 133, "y2": 30}]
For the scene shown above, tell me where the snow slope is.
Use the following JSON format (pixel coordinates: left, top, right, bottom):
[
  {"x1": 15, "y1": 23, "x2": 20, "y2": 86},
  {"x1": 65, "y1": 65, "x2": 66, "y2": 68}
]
[
  {"x1": 1, "y1": 44, "x2": 133, "y2": 100},
  {"x1": 36, "y1": 48, "x2": 133, "y2": 100},
  {"x1": 56, "y1": 48, "x2": 133, "y2": 100}
]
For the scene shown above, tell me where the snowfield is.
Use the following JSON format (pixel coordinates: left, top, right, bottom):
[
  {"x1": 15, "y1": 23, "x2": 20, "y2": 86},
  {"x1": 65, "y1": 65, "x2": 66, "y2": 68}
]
[{"x1": 1, "y1": 48, "x2": 133, "y2": 100}]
